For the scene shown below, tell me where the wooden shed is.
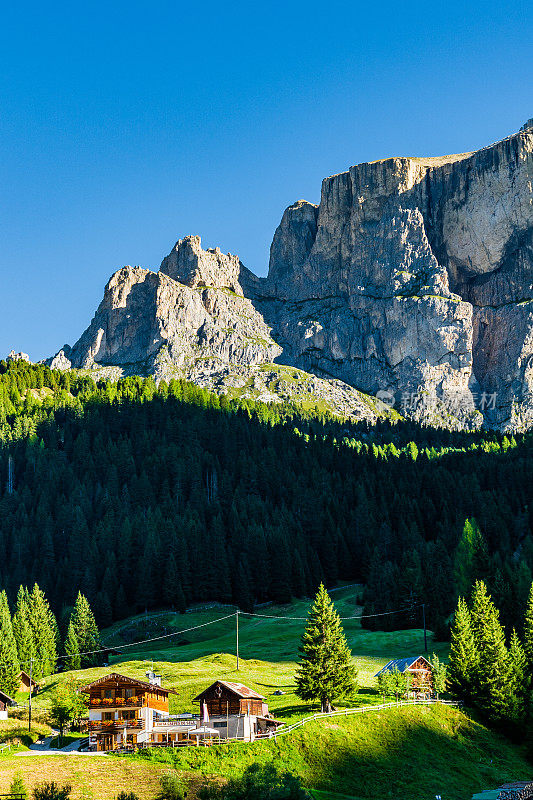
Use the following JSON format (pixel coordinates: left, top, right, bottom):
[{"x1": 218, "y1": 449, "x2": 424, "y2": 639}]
[
  {"x1": 193, "y1": 681, "x2": 267, "y2": 717},
  {"x1": 0, "y1": 689, "x2": 16, "y2": 720},
  {"x1": 375, "y1": 655, "x2": 433, "y2": 696},
  {"x1": 18, "y1": 670, "x2": 38, "y2": 693}
]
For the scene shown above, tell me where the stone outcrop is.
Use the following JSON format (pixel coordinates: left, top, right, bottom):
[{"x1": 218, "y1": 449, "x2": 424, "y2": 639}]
[
  {"x1": 53, "y1": 120, "x2": 533, "y2": 430},
  {"x1": 7, "y1": 350, "x2": 30, "y2": 363},
  {"x1": 64, "y1": 243, "x2": 280, "y2": 377},
  {"x1": 253, "y1": 121, "x2": 533, "y2": 430}
]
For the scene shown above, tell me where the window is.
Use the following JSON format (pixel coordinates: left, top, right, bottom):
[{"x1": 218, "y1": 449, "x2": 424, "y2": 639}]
[
  {"x1": 102, "y1": 712, "x2": 114, "y2": 721},
  {"x1": 121, "y1": 711, "x2": 135, "y2": 721},
  {"x1": 213, "y1": 722, "x2": 226, "y2": 728},
  {"x1": 125, "y1": 689, "x2": 134, "y2": 699},
  {"x1": 104, "y1": 690, "x2": 113, "y2": 699}
]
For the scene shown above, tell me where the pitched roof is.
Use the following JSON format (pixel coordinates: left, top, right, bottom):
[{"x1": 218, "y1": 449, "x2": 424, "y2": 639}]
[
  {"x1": 19, "y1": 670, "x2": 37, "y2": 685},
  {"x1": 193, "y1": 680, "x2": 264, "y2": 702},
  {"x1": 78, "y1": 672, "x2": 176, "y2": 695},
  {"x1": 0, "y1": 689, "x2": 16, "y2": 705},
  {"x1": 374, "y1": 655, "x2": 431, "y2": 677}
]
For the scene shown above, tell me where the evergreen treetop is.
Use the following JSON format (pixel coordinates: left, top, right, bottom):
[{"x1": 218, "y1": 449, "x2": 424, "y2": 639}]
[{"x1": 295, "y1": 584, "x2": 358, "y2": 712}]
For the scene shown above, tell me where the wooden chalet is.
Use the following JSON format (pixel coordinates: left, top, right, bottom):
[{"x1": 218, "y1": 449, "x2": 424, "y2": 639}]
[
  {"x1": 192, "y1": 681, "x2": 282, "y2": 741},
  {"x1": 0, "y1": 689, "x2": 16, "y2": 720},
  {"x1": 193, "y1": 681, "x2": 267, "y2": 717},
  {"x1": 18, "y1": 670, "x2": 38, "y2": 694},
  {"x1": 375, "y1": 655, "x2": 433, "y2": 697},
  {"x1": 80, "y1": 672, "x2": 176, "y2": 751}
]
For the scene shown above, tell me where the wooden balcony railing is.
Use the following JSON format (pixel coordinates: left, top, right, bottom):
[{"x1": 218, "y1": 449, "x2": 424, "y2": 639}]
[
  {"x1": 89, "y1": 697, "x2": 144, "y2": 709},
  {"x1": 88, "y1": 719, "x2": 143, "y2": 732}
]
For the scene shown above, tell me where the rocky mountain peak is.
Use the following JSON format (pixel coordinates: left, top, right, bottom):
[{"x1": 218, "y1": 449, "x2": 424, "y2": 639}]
[
  {"x1": 159, "y1": 235, "x2": 244, "y2": 296},
  {"x1": 49, "y1": 119, "x2": 533, "y2": 431}
]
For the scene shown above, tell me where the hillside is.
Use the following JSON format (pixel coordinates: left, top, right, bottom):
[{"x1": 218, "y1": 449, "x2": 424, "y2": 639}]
[
  {"x1": 0, "y1": 590, "x2": 532, "y2": 800},
  {"x1": 1, "y1": 361, "x2": 533, "y2": 639}
]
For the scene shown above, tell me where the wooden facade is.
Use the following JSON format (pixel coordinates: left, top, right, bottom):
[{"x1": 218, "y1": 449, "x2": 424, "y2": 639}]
[
  {"x1": 18, "y1": 671, "x2": 38, "y2": 694},
  {"x1": 193, "y1": 681, "x2": 266, "y2": 717},
  {"x1": 80, "y1": 673, "x2": 173, "y2": 751},
  {"x1": 375, "y1": 655, "x2": 433, "y2": 696}
]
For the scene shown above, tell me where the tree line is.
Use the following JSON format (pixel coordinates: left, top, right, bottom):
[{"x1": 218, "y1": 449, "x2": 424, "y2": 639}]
[
  {"x1": 448, "y1": 579, "x2": 533, "y2": 733},
  {"x1": 0, "y1": 583, "x2": 99, "y2": 695},
  {"x1": 0, "y1": 359, "x2": 532, "y2": 638}
]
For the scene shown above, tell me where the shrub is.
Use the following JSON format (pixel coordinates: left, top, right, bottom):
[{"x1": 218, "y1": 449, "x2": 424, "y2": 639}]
[
  {"x1": 32, "y1": 784, "x2": 72, "y2": 800},
  {"x1": 116, "y1": 793, "x2": 140, "y2": 800},
  {"x1": 198, "y1": 763, "x2": 309, "y2": 800},
  {"x1": 9, "y1": 772, "x2": 28, "y2": 799},
  {"x1": 157, "y1": 774, "x2": 184, "y2": 800}
]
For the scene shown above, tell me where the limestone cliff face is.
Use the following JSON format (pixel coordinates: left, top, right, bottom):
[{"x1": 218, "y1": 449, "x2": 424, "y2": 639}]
[
  {"x1": 56, "y1": 120, "x2": 533, "y2": 430},
  {"x1": 65, "y1": 240, "x2": 281, "y2": 376},
  {"x1": 255, "y1": 123, "x2": 533, "y2": 429}
]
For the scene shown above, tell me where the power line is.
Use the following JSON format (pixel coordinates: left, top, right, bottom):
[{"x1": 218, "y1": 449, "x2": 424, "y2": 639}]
[
  {"x1": 13, "y1": 603, "x2": 427, "y2": 672},
  {"x1": 16, "y1": 612, "x2": 238, "y2": 668},
  {"x1": 240, "y1": 605, "x2": 423, "y2": 621}
]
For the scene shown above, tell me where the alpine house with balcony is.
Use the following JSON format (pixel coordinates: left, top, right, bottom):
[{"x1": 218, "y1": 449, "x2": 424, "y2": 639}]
[{"x1": 80, "y1": 672, "x2": 176, "y2": 751}]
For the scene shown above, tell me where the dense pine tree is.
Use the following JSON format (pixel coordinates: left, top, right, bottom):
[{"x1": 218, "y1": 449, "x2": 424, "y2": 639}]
[
  {"x1": 448, "y1": 597, "x2": 478, "y2": 701},
  {"x1": 295, "y1": 584, "x2": 358, "y2": 712},
  {"x1": 63, "y1": 621, "x2": 81, "y2": 671},
  {"x1": 12, "y1": 586, "x2": 34, "y2": 667},
  {"x1": 524, "y1": 582, "x2": 533, "y2": 669},
  {"x1": 28, "y1": 584, "x2": 57, "y2": 678},
  {"x1": 69, "y1": 592, "x2": 99, "y2": 668},
  {"x1": 0, "y1": 590, "x2": 20, "y2": 695}
]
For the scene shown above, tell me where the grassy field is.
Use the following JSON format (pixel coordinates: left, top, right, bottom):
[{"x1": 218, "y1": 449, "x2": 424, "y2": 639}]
[
  {"x1": 30, "y1": 585, "x2": 445, "y2": 719},
  {"x1": 0, "y1": 586, "x2": 529, "y2": 799}
]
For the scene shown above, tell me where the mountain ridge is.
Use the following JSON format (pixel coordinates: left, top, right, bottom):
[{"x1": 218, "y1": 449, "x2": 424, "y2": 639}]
[{"x1": 45, "y1": 119, "x2": 533, "y2": 431}]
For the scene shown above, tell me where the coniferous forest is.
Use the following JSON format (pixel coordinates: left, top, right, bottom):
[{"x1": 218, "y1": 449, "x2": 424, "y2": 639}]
[{"x1": 1, "y1": 359, "x2": 532, "y2": 640}]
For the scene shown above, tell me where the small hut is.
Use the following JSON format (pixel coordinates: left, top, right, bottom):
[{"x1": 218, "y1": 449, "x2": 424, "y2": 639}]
[
  {"x1": 192, "y1": 681, "x2": 282, "y2": 741},
  {"x1": 375, "y1": 655, "x2": 433, "y2": 697},
  {"x1": 0, "y1": 689, "x2": 16, "y2": 720},
  {"x1": 18, "y1": 671, "x2": 38, "y2": 694}
]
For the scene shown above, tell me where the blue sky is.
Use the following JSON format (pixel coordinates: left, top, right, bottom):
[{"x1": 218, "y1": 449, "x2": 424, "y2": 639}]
[{"x1": 1, "y1": 0, "x2": 532, "y2": 360}]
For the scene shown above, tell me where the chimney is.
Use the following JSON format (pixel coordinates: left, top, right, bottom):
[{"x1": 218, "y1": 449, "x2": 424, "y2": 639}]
[{"x1": 146, "y1": 671, "x2": 162, "y2": 687}]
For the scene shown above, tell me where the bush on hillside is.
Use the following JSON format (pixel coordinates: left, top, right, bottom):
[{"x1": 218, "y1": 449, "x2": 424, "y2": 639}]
[
  {"x1": 156, "y1": 774, "x2": 184, "y2": 800},
  {"x1": 32, "y1": 784, "x2": 72, "y2": 800},
  {"x1": 198, "y1": 763, "x2": 309, "y2": 800}
]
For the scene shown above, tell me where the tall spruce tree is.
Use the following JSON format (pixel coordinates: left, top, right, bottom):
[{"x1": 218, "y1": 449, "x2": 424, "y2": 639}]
[
  {"x1": 448, "y1": 597, "x2": 478, "y2": 701},
  {"x1": 69, "y1": 592, "x2": 99, "y2": 667},
  {"x1": 523, "y1": 582, "x2": 533, "y2": 669},
  {"x1": 454, "y1": 519, "x2": 487, "y2": 599},
  {"x1": 28, "y1": 584, "x2": 57, "y2": 678},
  {"x1": 295, "y1": 584, "x2": 358, "y2": 712},
  {"x1": 0, "y1": 591, "x2": 20, "y2": 695},
  {"x1": 507, "y1": 629, "x2": 528, "y2": 723},
  {"x1": 63, "y1": 621, "x2": 81, "y2": 671},
  {"x1": 470, "y1": 581, "x2": 510, "y2": 721},
  {"x1": 12, "y1": 586, "x2": 34, "y2": 667}
]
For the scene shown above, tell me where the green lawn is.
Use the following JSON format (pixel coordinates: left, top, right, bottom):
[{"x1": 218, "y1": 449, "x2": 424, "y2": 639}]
[
  {"x1": 32, "y1": 585, "x2": 445, "y2": 720},
  {"x1": 3, "y1": 586, "x2": 529, "y2": 800},
  {"x1": 136, "y1": 704, "x2": 532, "y2": 800}
]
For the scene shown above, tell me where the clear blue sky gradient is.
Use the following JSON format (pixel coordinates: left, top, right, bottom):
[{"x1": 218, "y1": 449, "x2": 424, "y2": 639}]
[{"x1": 1, "y1": 0, "x2": 532, "y2": 360}]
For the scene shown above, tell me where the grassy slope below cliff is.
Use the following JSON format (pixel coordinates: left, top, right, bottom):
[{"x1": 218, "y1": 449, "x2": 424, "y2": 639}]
[
  {"x1": 0, "y1": 705, "x2": 530, "y2": 800},
  {"x1": 0, "y1": 588, "x2": 530, "y2": 800}
]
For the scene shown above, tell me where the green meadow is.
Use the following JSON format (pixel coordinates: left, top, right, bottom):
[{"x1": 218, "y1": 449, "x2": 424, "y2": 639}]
[{"x1": 0, "y1": 586, "x2": 530, "y2": 800}]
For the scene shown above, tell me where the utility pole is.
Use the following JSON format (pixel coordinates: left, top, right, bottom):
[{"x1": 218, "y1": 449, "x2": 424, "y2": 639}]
[
  {"x1": 7, "y1": 455, "x2": 14, "y2": 495},
  {"x1": 422, "y1": 604, "x2": 427, "y2": 653},
  {"x1": 236, "y1": 611, "x2": 239, "y2": 671},
  {"x1": 28, "y1": 658, "x2": 33, "y2": 733}
]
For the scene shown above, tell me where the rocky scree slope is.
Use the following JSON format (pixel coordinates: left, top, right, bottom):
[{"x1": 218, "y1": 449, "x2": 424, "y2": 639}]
[{"x1": 52, "y1": 120, "x2": 533, "y2": 430}]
